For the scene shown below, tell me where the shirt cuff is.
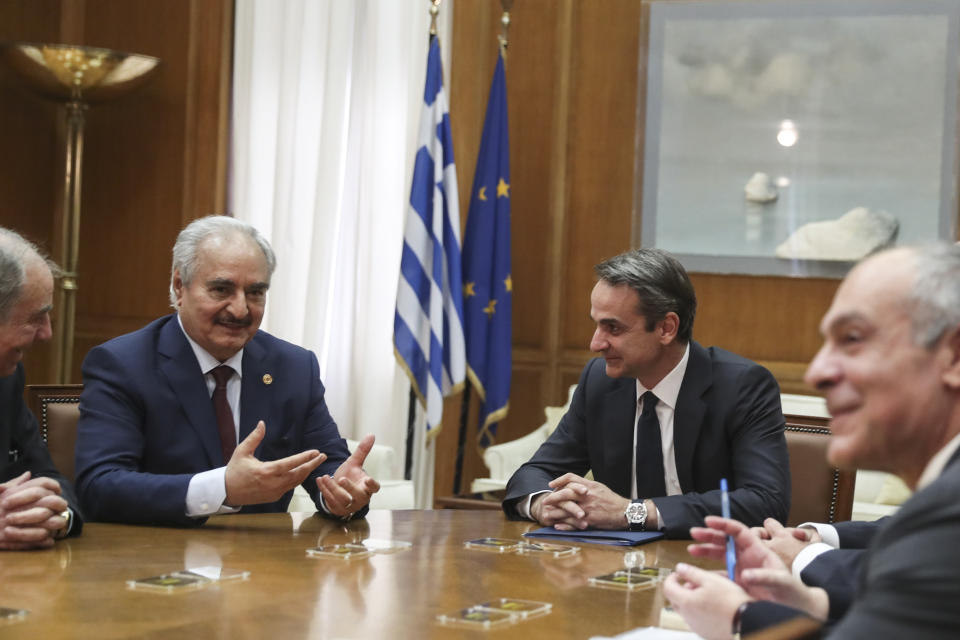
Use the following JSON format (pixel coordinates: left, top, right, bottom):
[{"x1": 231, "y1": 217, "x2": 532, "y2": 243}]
[
  {"x1": 798, "y1": 522, "x2": 840, "y2": 548},
  {"x1": 185, "y1": 467, "x2": 240, "y2": 517},
  {"x1": 316, "y1": 488, "x2": 333, "y2": 516},
  {"x1": 518, "y1": 490, "x2": 552, "y2": 520},
  {"x1": 792, "y1": 542, "x2": 835, "y2": 578}
]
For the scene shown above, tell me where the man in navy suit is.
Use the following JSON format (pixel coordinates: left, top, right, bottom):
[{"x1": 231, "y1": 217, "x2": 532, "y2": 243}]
[
  {"x1": 663, "y1": 245, "x2": 960, "y2": 638},
  {"x1": 75, "y1": 216, "x2": 379, "y2": 526},
  {"x1": 0, "y1": 227, "x2": 82, "y2": 547},
  {"x1": 503, "y1": 248, "x2": 790, "y2": 538}
]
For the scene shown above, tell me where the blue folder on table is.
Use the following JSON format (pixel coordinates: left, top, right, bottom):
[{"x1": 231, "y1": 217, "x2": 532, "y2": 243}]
[{"x1": 522, "y1": 527, "x2": 664, "y2": 546}]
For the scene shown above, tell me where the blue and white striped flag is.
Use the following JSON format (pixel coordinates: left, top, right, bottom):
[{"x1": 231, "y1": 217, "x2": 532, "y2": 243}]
[{"x1": 394, "y1": 35, "x2": 465, "y2": 435}]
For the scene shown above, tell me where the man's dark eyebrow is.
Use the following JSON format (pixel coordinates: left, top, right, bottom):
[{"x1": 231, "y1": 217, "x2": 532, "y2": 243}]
[
  {"x1": 246, "y1": 282, "x2": 269, "y2": 292},
  {"x1": 30, "y1": 304, "x2": 53, "y2": 319},
  {"x1": 205, "y1": 278, "x2": 236, "y2": 288}
]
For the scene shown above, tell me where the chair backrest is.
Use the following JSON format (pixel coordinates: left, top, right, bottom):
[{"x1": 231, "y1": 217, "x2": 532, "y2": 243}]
[
  {"x1": 784, "y1": 414, "x2": 855, "y2": 526},
  {"x1": 26, "y1": 384, "x2": 83, "y2": 483}
]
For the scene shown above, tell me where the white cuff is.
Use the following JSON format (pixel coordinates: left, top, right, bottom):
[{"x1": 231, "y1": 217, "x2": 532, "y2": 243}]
[
  {"x1": 185, "y1": 467, "x2": 240, "y2": 517},
  {"x1": 798, "y1": 521, "x2": 840, "y2": 548},
  {"x1": 518, "y1": 490, "x2": 552, "y2": 520}
]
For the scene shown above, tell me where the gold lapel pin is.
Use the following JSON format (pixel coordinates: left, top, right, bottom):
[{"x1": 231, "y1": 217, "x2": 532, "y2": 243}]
[{"x1": 262, "y1": 374, "x2": 273, "y2": 385}]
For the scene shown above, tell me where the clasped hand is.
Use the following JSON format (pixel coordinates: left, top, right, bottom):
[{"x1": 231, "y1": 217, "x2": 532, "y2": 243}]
[
  {"x1": 224, "y1": 422, "x2": 380, "y2": 516},
  {"x1": 0, "y1": 471, "x2": 69, "y2": 550},
  {"x1": 531, "y1": 473, "x2": 630, "y2": 530}
]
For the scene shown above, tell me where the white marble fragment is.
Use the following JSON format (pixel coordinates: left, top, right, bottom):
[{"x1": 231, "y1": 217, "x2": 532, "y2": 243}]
[
  {"x1": 744, "y1": 172, "x2": 778, "y2": 203},
  {"x1": 775, "y1": 207, "x2": 899, "y2": 261}
]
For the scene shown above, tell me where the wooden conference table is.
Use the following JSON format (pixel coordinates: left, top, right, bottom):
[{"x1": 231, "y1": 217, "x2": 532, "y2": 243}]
[{"x1": 0, "y1": 510, "x2": 719, "y2": 639}]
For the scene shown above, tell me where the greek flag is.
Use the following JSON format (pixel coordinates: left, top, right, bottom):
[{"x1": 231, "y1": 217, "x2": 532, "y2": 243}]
[
  {"x1": 463, "y1": 50, "x2": 511, "y2": 447},
  {"x1": 394, "y1": 36, "x2": 465, "y2": 435}
]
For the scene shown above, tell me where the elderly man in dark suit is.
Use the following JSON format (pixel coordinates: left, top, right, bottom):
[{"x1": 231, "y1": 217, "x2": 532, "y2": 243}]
[
  {"x1": 75, "y1": 216, "x2": 379, "y2": 526},
  {"x1": 664, "y1": 244, "x2": 960, "y2": 638},
  {"x1": 503, "y1": 248, "x2": 790, "y2": 538},
  {"x1": 0, "y1": 227, "x2": 82, "y2": 548}
]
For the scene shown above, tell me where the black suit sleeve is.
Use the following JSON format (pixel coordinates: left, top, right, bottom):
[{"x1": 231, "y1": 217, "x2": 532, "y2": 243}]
[
  {"x1": 801, "y1": 549, "x2": 864, "y2": 621},
  {"x1": 653, "y1": 361, "x2": 790, "y2": 536},
  {"x1": 740, "y1": 601, "x2": 823, "y2": 638},
  {"x1": 2, "y1": 365, "x2": 84, "y2": 535},
  {"x1": 501, "y1": 362, "x2": 596, "y2": 519},
  {"x1": 833, "y1": 518, "x2": 886, "y2": 548}
]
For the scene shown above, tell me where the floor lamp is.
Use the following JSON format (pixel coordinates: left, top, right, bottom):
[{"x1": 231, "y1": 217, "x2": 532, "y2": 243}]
[{"x1": 0, "y1": 43, "x2": 160, "y2": 382}]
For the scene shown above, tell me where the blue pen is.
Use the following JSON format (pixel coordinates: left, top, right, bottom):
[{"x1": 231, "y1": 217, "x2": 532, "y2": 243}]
[{"x1": 721, "y1": 478, "x2": 736, "y2": 580}]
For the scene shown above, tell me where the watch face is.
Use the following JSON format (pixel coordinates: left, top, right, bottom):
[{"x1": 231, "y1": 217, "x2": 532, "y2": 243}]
[{"x1": 626, "y1": 502, "x2": 646, "y2": 523}]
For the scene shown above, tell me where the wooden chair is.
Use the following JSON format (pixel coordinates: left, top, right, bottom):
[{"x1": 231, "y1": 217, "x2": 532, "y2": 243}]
[
  {"x1": 784, "y1": 414, "x2": 855, "y2": 526},
  {"x1": 26, "y1": 384, "x2": 83, "y2": 483}
]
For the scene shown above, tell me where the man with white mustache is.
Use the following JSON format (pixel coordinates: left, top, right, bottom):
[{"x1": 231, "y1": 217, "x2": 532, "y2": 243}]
[{"x1": 75, "y1": 216, "x2": 379, "y2": 526}]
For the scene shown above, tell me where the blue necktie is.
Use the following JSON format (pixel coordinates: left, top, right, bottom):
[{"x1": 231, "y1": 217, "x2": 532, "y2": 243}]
[{"x1": 636, "y1": 391, "x2": 666, "y2": 498}]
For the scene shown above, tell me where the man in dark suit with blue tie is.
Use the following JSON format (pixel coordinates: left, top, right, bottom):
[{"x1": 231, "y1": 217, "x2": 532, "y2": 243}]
[
  {"x1": 75, "y1": 216, "x2": 379, "y2": 526},
  {"x1": 502, "y1": 248, "x2": 790, "y2": 538}
]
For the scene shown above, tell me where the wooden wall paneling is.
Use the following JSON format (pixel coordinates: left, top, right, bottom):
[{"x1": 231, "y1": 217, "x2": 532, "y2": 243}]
[
  {"x1": 0, "y1": 0, "x2": 66, "y2": 384},
  {"x1": 0, "y1": 0, "x2": 231, "y2": 384},
  {"x1": 181, "y1": 0, "x2": 233, "y2": 222},
  {"x1": 73, "y1": 0, "x2": 231, "y2": 381},
  {"x1": 561, "y1": 0, "x2": 643, "y2": 353}
]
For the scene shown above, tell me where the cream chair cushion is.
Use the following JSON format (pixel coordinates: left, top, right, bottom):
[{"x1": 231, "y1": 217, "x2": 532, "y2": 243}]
[{"x1": 470, "y1": 385, "x2": 577, "y2": 493}]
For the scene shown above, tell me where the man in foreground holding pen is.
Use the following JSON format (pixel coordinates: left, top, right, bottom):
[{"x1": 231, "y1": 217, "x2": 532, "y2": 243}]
[{"x1": 663, "y1": 244, "x2": 960, "y2": 637}]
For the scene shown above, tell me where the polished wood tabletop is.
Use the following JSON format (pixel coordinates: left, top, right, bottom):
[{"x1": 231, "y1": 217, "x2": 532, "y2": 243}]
[{"x1": 0, "y1": 510, "x2": 718, "y2": 639}]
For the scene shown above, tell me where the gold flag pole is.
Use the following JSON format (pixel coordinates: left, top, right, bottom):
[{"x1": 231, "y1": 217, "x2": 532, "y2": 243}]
[
  {"x1": 499, "y1": 0, "x2": 514, "y2": 61},
  {"x1": 429, "y1": 0, "x2": 442, "y2": 36}
]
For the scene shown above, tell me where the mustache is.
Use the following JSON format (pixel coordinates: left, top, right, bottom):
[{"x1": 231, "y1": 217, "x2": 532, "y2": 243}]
[{"x1": 215, "y1": 313, "x2": 253, "y2": 328}]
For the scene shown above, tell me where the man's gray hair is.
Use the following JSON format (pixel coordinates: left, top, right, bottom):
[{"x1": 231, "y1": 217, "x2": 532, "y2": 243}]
[
  {"x1": 168, "y1": 215, "x2": 277, "y2": 306},
  {"x1": 0, "y1": 227, "x2": 56, "y2": 323},
  {"x1": 905, "y1": 243, "x2": 960, "y2": 348},
  {"x1": 594, "y1": 248, "x2": 697, "y2": 342}
]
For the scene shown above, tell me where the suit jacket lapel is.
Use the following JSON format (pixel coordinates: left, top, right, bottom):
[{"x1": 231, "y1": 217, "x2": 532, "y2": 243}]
[
  {"x1": 157, "y1": 317, "x2": 223, "y2": 467},
  {"x1": 239, "y1": 335, "x2": 272, "y2": 448},
  {"x1": 601, "y1": 378, "x2": 638, "y2": 497},
  {"x1": 673, "y1": 341, "x2": 710, "y2": 492}
]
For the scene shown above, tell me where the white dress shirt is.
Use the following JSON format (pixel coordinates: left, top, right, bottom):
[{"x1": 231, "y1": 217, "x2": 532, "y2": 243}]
[{"x1": 179, "y1": 315, "x2": 243, "y2": 517}]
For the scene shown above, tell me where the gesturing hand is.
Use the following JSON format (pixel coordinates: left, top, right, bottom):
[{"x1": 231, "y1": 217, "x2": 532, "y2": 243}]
[
  {"x1": 224, "y1": 421, "x2": 326, "y2": 507},
  {"x1": 316, "y1": 434, "x2": 381, "y2": 518}
]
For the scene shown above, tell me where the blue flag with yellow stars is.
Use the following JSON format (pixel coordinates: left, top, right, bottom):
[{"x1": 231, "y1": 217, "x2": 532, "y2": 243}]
[{"x1": 462, "y1": 50, "x2": 511, "y2": 447}]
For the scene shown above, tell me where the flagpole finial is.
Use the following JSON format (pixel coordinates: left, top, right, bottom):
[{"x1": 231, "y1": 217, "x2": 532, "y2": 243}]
[
  {"x1": 429, "y1": 0, "x2": 441, "y2": 36},
  {"x1": 498, "y1": 4, "x2": 511, "y2": 59}
]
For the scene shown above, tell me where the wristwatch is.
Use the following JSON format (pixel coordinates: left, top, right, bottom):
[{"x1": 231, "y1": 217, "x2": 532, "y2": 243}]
[
  {"x1": 54, "y1": 508, "x2": 72, "y2": 540},
  {"x1": 624, "y1": 500, "x2": 647, "y2": 531}
]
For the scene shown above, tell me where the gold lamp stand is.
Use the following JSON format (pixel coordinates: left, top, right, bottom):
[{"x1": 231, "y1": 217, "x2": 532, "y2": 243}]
[{"x1": 0, "y1": 43, "x2": 160, "y2": 382}]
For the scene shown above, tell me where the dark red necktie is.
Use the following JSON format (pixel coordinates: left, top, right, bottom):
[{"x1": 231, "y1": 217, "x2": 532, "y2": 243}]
[{"x1": 211, "y1": 365, "x2": 236, "y2": 462}]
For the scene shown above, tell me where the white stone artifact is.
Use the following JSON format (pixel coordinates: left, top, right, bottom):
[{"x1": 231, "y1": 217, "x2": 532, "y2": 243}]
[
  {"x1": 775, "y1": 207, "x2": 899, "y2": 261},
  {"x1": 744, "y1": 172, "x2": 778, "y2": 203}
]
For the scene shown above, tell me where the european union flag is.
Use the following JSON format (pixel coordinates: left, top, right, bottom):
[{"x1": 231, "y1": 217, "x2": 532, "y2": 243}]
[
  {"x1": 462, "y1": 51, "x2": 511, "y2": 447},
  {"x1": 394, "y1": 36, "x2": 465, "y2": 435}
]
